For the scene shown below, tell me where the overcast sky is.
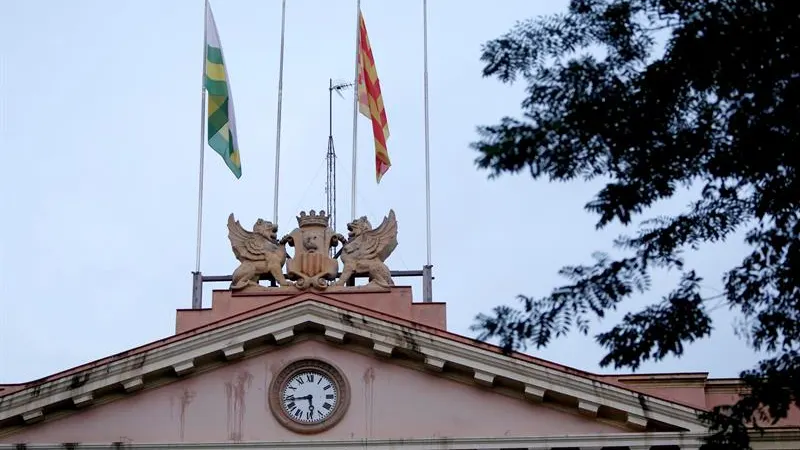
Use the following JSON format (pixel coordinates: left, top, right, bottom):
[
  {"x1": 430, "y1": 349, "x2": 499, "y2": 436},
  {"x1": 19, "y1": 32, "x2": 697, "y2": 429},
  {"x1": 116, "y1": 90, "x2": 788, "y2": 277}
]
[{"x1": 0, "y1": 0, "x2": 762, "y2": 383}]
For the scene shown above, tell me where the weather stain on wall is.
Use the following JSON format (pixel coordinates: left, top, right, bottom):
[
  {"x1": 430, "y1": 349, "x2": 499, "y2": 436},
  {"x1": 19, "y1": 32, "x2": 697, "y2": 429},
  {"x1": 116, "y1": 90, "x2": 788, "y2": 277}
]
[
  {"x1": 363, "y1": 367, "x2": 376, "y2": 438},
  {"x1": 225, "y1": 371, "x2": 253, "y2": 442},
  {"x1": 179, "y1": 388, "x2": 196, "y2": 441},
  {"x1": 263, "y1": 362, "x2": 277, "y2": 413}
]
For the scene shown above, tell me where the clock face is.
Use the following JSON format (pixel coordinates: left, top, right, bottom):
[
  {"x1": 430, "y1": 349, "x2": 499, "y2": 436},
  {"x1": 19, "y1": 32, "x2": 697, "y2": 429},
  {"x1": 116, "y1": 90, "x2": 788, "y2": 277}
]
[
  {"x1": 269, "y1": 359, "x2": 350, "y2": 433},
  {"x1": 280, "y1": 370, "x2": 339, "y2": 424}
]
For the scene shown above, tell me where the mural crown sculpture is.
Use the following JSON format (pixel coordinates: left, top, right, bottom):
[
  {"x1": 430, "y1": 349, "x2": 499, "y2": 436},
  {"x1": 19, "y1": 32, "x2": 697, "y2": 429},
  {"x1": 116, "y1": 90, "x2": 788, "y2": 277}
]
[{"x1": 296, "y1": 210, "x2": 330, "y2": 227}]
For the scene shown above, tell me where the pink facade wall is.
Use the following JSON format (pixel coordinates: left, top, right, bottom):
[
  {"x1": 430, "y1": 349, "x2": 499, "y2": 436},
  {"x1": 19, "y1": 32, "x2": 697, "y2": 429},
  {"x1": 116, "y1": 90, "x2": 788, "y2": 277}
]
[
  {"x1": 609, "y1": 377, "x2": 800, "y2": 428},
  {"x1": 613, "y1": 383, "x2": 708, "y2": 410},
  {"x1": 175, "y1": 287, "x2": 446, "y2": 334},
  {"x1": 705, "y1": 389, "x2": 800, "y2": 428},
  {"x1": 1, "y1": 340, "x2": 626, "y2": 445}
]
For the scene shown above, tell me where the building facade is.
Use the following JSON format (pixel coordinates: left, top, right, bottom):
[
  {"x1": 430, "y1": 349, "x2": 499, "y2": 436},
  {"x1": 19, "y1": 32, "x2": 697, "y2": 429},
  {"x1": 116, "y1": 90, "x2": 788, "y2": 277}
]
[{"x1": 1, "y1": 210, "x2": 798, "y2": 449}]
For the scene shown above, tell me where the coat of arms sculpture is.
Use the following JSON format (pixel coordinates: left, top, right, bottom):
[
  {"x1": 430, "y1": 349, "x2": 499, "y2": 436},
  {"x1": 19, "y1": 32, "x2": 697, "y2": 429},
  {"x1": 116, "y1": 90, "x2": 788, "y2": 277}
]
[
  {"x1": 283, "y1": 210, "x2": 342, "y2": 290},
  {"x1": 226, "y1": 209, "x2": 398, "y2": 291}
]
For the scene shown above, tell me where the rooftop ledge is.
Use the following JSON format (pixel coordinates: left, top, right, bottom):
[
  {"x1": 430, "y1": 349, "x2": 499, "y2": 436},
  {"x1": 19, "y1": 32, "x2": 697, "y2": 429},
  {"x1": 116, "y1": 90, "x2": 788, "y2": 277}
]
[{"x1": 176, "y1": 285, "x2": 446, "y2": 335}]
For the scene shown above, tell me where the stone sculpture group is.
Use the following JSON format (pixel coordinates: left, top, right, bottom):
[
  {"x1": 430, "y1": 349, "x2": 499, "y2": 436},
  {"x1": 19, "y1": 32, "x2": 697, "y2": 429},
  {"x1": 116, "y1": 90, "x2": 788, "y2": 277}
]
[{"x1": 227, "y1": 209, "x2": 398, "y2": 291}]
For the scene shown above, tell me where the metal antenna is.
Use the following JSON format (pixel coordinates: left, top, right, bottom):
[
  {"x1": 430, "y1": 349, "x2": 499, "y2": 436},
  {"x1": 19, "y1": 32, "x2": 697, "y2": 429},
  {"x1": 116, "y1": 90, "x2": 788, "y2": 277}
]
[{"x1": 327, "y1": 78, "x2": 354, "y2": 256}]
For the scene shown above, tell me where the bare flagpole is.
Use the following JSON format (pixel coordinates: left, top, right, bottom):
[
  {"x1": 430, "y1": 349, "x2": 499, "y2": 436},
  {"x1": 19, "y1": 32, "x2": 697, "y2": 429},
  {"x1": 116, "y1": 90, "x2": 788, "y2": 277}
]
[
  {"x1": 192, "y1": 0, "x2": 210, "y2": 309},
  {"x1": 422, "y1": 0, "x2": 434, "y2": 302},
  {"x1": 350, "y1": 0, "x2": 362, "y2": 220},
  {"x1": 273, "y1": 0, "x2": 288, "y2": 224}
]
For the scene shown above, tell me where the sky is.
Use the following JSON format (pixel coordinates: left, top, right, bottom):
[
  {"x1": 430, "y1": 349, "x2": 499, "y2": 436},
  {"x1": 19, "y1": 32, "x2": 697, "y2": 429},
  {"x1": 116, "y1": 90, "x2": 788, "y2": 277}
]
[{"x1": 0, "y1": 0, "x2": 763, "y2": 383}]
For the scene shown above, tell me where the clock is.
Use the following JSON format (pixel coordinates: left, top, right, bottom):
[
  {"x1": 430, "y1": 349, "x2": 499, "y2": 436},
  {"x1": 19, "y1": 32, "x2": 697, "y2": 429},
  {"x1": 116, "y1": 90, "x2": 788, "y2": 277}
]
[{"x1": 268, "y1": 359, "x2": 350, "y2": 433}]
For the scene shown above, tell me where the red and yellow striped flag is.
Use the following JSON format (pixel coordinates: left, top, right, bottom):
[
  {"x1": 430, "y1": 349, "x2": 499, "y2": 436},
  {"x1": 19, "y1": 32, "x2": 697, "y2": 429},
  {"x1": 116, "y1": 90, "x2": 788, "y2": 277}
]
[{"x1": 357, "y1": 10, "x2": 391, "y2": 183}]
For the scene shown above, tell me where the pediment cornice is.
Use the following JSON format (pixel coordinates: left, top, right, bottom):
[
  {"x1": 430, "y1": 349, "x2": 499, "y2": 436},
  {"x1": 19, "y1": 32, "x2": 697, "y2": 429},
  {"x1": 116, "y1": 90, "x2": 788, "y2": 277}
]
[{"x1": 0, "y1": 296, "x2": 707, "y2": 433}]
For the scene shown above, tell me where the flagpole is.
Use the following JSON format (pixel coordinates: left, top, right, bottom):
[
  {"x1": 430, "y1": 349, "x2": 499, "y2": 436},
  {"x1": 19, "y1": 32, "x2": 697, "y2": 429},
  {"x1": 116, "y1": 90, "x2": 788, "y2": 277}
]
[
  {"x1": 193, "y1": 0, "x2": 210, "y2": 309},
  {"x1": 422, "y1": 0, "x2": 434, "y2": 302},
  {"x1": 350, "y1": 0, "x2": 362, "y2": 220},
  {"x1": 273, "y1": 0, "x2": 287, "y2": 224}
]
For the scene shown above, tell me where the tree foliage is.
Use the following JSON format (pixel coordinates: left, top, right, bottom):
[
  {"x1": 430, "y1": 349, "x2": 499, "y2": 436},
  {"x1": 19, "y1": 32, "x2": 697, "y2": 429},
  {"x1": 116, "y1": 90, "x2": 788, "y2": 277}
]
[{"x1": 470, "y1": 1, "x2": 799, "y2": 448}]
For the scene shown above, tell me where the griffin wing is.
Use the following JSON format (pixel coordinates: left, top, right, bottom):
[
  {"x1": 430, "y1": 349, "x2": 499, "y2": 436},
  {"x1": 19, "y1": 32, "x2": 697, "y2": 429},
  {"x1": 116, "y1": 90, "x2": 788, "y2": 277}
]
[
  {"x1": 227, "y1": 213, "x2": 269, "y2": 261},
  {"x1": 358, "y1": 209, "x2": 398, "y2": 262}
]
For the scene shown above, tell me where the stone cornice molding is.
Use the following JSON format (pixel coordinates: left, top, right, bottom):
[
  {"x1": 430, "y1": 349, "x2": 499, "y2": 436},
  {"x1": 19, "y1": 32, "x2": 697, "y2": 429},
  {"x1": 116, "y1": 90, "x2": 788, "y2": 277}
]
[
  {"x1": 0, "y1": 432, "x2": 704, "y2": 450},
  {"x1": 310, "y1": 303, "x2": 706, "y2": 431},
  {"x1": 1, "y1": 298, "x2": 708, "y2": 432},
  {"x1": 0, "y1": 304, "x2": 312, "y2": 421}
]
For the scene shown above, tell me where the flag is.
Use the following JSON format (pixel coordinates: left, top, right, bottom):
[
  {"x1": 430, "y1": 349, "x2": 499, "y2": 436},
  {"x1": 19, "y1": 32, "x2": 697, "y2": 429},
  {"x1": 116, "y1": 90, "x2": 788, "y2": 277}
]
[
  {"x1": 204, "y1": 2, "x2": 242, "y2": 179},
  {"x1": 357, "y1": 10, "x2": 391, "y2": 183}
]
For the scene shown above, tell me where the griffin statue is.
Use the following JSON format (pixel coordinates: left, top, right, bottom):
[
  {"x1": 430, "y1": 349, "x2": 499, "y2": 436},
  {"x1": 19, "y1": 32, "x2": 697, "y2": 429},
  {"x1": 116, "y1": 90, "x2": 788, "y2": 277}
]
[
  {"x1": 335, "y1": 209, "x2": 398, "y2": 288},
  {"x1": 227, "y1": 213, "x2": 291, "y2": 290}
]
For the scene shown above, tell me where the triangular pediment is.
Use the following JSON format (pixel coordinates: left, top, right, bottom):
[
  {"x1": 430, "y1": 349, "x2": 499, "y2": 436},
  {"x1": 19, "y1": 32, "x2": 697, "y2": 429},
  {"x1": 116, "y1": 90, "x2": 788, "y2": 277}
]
[{"x1": 0, "y1": 294, "x2": 709, "y2": 443}]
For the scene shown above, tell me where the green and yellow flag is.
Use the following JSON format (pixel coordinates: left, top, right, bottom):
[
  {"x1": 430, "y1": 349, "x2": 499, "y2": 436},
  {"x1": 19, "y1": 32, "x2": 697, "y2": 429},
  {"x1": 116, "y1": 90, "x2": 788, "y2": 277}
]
[{"x1": 204, "y1": 2, "x2": 241, "y2": 178}]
